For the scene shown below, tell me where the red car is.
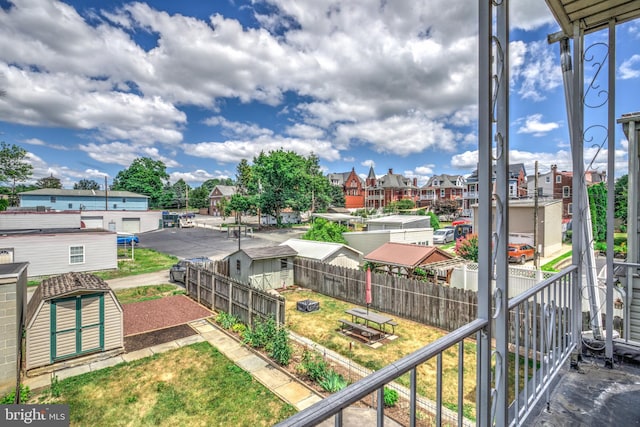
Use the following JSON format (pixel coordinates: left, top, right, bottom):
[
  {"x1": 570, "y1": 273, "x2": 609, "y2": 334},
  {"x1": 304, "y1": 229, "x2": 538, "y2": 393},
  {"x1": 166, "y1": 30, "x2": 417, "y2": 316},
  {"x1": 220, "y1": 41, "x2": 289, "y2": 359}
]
[{"x1": 508, "y1": 243, "x2": 535, "y2": 264}]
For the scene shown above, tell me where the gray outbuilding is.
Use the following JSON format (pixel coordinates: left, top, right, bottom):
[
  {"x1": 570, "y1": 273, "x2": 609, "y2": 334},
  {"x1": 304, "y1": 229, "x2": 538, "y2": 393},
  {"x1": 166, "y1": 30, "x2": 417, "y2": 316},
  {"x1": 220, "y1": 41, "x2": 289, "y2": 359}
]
[
  {"x1": 25, "y1": 272, "x2": 124, "y2": 375},
  {"x1": 226, "y1": 245, "x2": 297, "y2": 291}
]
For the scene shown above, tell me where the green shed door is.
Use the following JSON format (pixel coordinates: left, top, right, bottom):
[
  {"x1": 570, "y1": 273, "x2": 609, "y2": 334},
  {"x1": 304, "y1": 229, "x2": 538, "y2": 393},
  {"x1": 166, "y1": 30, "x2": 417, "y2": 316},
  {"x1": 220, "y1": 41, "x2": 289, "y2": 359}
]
[{"x1": 51, "y1": 294, "x2": 104, "y2": 362}]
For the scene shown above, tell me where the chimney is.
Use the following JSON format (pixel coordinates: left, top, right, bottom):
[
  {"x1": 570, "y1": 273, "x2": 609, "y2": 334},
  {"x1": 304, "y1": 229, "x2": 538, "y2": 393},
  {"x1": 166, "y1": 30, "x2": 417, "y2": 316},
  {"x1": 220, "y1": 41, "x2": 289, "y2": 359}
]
[
  {"x1": 388, "y1": 168, "x2": 393, "y2": 174},
  {"x1": 413, "y1": 178, "x2": 417, "y2": 186}
]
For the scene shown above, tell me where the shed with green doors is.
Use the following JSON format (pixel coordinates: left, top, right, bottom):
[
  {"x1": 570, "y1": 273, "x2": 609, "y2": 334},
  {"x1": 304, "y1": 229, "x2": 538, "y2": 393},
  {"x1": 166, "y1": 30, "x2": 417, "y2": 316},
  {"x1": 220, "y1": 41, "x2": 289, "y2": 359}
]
[{"x1": 25, "y1": 272, "x2": 123, "y2": 375}]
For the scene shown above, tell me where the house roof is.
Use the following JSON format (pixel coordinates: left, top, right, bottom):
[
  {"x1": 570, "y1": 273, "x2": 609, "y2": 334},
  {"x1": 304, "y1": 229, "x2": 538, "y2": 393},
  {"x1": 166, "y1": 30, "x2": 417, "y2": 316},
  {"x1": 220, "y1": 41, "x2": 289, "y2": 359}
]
[
  {"x1": 280, "y1": 238, "x2": 362, "y2": 261},
  {"x1": 423, "y1": 174, "x2": 465, "y2": 189},
  {"x1": 240, "y1": 245, "x2": 298, "y2": 260},
  {"x1": 364, "y1": 242, "x2": 453, "y2": 267},
  {"x1": 19, "y1": 189, "x2": 148, "y2": 198},
  {"x1": 209, "y1": 185, "x2": 237, "y2": 198},
  {"x1": 27, "y1": 272, "x2": 117, "y2": 325},
  {"x1": 466, "y1": 163, "x2": 526, "y2": 183},
  {"x1": 366, "y1": 215, "x2": 428, "y2": 225}
]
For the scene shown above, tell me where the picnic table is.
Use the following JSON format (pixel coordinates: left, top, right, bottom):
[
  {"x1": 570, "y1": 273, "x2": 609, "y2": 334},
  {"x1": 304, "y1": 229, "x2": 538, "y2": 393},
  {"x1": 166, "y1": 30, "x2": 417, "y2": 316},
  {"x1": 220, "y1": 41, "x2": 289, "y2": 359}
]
[{"x1": 339, "y1": 308, "x2": 398, "y2": 343}]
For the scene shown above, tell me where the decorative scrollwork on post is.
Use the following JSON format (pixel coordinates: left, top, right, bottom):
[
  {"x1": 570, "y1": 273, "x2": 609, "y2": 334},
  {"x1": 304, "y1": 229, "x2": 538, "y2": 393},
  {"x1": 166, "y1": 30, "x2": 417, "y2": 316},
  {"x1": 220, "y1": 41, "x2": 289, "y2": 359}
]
[
  {"x1": 583, "y1": 124, "x2": 608, "y2": 171},
  {"x1": 583, "y1": 42, "x2": 609, "y2": 109}
]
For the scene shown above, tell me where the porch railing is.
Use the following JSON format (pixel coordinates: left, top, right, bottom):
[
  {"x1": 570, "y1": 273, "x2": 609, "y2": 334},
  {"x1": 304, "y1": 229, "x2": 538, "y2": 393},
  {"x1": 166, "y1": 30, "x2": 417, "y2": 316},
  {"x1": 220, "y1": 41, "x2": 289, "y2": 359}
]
[{"x1": 274, "y1": 266, "x2": 578, "y2": 427}]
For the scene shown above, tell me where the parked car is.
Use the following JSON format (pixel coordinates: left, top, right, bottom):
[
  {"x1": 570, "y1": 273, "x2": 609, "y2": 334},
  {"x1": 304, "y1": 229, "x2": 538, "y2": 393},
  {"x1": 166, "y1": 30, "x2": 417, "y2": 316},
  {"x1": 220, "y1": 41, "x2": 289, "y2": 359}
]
[
  {"x1": 169, "y1": 257, "x2": 212, "y2": 284},
  {"x1": 116, "y1": 233, "x2": 139, "y2": 245},
  {"x1": 180, "y1": 217, "x2": 195, "y2": 228},
  {"x1": 508, "y1": 243, "x2": 535, "y2": 264},
  {"x1": 433, "y1": 228, "x2": 455, "y2": 244}
]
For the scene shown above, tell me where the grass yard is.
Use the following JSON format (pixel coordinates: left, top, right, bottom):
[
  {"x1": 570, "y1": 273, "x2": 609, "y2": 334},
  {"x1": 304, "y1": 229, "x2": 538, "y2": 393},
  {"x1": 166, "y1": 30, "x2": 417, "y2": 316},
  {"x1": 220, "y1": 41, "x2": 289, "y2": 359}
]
[
  {"x1": 115, "y1": 284, "x2": 185, "y2": 304},
  {"x1": 32, "y1": 342, "x2": 296, "y2": 427},
  {"x1": 95, "y1": 248, "x2": 178, "y2": 280},
  {"x1": 284, "y1": 290, "x2": 478, "y2": 419}
]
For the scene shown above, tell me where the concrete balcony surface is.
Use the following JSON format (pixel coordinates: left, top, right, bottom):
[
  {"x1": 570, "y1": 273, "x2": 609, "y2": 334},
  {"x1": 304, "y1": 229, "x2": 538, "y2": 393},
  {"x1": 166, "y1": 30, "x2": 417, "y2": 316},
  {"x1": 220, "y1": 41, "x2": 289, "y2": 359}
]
[{"x1": 525, "y1": 356, "x2": 640, "y2": 426}]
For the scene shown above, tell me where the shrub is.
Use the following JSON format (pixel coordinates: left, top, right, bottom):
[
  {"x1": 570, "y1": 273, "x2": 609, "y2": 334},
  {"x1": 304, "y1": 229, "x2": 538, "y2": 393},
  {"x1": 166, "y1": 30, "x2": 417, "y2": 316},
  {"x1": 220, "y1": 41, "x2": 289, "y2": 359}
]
[
  {"x1": 299, "y1": 349, "x2": 329, "y2": 382},
  {"x1": 1, "y1": 384, "x2": 30, "y2": 404},
  {"x1": 244, "y1": 316, "x2": 277, "y2": 349},
  {"x1": 454, "y1": 233, "x2": 479, "y2": 262},
  {"x1": 269, "y1": 327, "x2": 292, "y2": 366},
  {"x1": 231, "y1": 323, "x2": 247, "y2": 335},
  {"x1": 319, "y1": 371, "x2": 348, "y2": 393},
  {"x1": 215, "y1": 311, "x2": 239, "y2": 330},
  {"x1": 383, "y1": 387, "x2": 399, "y2": 407}
]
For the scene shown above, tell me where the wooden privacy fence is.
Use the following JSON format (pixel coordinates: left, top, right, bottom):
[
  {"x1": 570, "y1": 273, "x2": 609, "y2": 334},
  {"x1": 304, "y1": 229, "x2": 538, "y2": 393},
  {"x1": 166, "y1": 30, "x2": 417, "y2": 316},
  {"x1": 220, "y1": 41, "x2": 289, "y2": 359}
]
[
  {"x1": 293, "y1": 258, "x2": 477, "y2": 331},
  {"x1": 185, "y1": 260, "x2": 285, "y2": 327}
]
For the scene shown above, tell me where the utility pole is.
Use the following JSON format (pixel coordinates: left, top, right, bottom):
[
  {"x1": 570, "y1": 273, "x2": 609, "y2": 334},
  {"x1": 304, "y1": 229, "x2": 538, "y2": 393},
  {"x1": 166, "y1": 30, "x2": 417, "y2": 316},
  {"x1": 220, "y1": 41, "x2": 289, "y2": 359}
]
[
  {"x1": 104, "y1": 176, "x2": 108, "y2": 211},
  {"x1": 534, "y1": 161, "x2": 539, "y2": 268}
]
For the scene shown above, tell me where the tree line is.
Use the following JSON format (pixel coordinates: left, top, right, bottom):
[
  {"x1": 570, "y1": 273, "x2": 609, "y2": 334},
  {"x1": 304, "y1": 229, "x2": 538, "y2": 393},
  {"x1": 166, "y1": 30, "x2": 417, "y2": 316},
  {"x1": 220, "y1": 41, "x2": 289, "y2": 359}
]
[{"x1": 0, "y1": 142, "x2": 344, "y2": 220}]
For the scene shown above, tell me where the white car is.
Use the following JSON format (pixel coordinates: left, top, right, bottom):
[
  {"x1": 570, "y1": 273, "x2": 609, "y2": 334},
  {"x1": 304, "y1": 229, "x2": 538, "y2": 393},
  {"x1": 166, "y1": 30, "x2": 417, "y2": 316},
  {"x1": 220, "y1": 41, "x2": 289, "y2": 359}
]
[{"x1": 433, "y1": 228, "x2": 455, "y2": 244}]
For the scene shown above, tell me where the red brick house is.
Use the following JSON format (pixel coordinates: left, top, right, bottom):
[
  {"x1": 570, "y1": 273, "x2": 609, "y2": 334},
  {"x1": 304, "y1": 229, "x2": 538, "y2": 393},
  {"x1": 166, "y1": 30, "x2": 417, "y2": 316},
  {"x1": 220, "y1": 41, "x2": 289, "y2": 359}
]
[
  {"x1": 328, "y1": 168, "x2": 365, "y2": 209},
  {"x1": 551, "y1": 165, "x2": 573, "y2": 218},
  {"x1": 208, "y1": 185, "x2": 236, "y2": 216},
  {"x1": 365, "y1": 167, "x2": 420, "y2": 209}
]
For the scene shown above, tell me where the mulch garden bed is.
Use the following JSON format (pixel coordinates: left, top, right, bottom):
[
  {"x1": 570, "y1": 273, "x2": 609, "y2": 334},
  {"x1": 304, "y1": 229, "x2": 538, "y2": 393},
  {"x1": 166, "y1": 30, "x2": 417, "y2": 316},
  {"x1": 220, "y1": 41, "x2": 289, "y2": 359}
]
[
  {"x1": 124, "y1": 323, "x2": 197, "y2": 353},
  {"x1": 123, "y1": 294, "x2": 212, "y2": 336}
]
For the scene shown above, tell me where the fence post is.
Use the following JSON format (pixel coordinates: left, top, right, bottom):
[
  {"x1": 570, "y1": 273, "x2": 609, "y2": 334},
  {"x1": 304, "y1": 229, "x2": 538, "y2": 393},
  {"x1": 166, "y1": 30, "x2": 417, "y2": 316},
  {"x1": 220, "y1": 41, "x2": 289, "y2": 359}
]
[
  {"x1": 197, "y1": 269, "x2": 201, "y2": 304},
  {"x1": 275, "y1": 295, "x2": 281, "y2": 327},
  {"x1": 462, "y1": 264, "x2": 468, "y2": 290},
  {"x1": 228, "y1": 281, "x2": 233, "y2": 318}
]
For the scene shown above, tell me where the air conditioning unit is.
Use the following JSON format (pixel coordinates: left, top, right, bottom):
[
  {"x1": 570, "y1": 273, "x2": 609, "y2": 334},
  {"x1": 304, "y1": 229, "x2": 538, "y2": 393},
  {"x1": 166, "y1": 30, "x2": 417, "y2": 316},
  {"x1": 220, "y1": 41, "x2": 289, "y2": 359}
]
[{"x1": 296, "y1": 299, "x2": 320, "y2": 312}]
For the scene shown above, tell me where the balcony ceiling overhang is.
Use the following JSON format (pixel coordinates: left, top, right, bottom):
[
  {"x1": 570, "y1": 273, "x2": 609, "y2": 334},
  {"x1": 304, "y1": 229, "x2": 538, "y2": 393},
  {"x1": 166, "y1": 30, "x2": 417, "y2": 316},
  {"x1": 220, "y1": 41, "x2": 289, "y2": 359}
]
[{"x1": 545, "y1": 0, "x2": 640, "y2": 35}]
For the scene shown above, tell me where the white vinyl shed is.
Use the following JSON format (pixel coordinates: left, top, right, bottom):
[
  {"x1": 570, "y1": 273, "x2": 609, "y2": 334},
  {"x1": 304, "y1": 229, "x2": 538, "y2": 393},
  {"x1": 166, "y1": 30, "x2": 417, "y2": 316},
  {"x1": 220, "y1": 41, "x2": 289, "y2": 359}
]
[{"x1": 25, "y1": 272, "x2": 124, "y2": 375}]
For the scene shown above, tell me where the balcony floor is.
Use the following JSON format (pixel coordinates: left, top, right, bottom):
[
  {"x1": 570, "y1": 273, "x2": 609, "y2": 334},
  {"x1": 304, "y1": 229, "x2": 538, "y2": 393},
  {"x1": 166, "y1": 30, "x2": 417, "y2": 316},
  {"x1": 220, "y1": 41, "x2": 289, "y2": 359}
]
[{"x1": 525, "y1": 355, "x2": 640, "y2": 426}]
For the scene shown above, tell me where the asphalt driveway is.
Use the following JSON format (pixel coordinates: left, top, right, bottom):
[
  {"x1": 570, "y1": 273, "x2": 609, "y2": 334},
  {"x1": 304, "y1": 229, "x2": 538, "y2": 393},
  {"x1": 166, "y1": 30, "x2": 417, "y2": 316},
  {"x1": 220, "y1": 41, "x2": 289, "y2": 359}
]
[{"x1": 137, "y1": 225, "x2": 306, "y2": 260}]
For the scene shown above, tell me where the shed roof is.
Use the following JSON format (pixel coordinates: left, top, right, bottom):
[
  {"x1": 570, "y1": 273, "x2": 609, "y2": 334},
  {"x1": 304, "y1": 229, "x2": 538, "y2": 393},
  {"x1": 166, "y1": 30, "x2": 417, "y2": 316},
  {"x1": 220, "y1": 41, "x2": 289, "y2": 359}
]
[
  {"x1": 240, "y1": 245, "x2": 298, "y2": 260},
  {"x1": 27, "y1": 272, "x2": 117, "y2": 325},
  {"x1": 19, "y1": 189, "x2": 148, "y2": 198},
  {"x1": 364, "y1": 242, "x2": 453, "y2": 267},
  {"x1": 280, "y1": 238, "x2": 362, "y2": 261}
]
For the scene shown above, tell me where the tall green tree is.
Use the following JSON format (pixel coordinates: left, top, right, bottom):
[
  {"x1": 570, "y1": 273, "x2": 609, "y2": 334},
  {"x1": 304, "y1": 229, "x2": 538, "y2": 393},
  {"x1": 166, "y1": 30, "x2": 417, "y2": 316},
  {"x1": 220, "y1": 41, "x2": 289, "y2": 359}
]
[
  {"x1": 301, "y1": 218, "x2": 348, "y2": 244},
  {"x1": 112, "y1": 157, "x2": 170, "y2": 209},
  {"x1": 251, "y1": 149, "x2": 331, "y2": 227},
  {"x1": 74, "y1": 179, "x2": 101, "y2": 190},
  {"x1": 588, "y1": 182, "x2": 607, "y2": 241},
  {"x1": 36, "y1": 174, "x2": 62, "y2": 189},
  {"x1": 172, "y1": 179, "x2": 190, "y2": 209},
  {"x1": 0, "y1": 142, "x2": 34, "y2": 206},
  {"x1": 615, "y1": 174, "x2": 628, "y2": 231}
]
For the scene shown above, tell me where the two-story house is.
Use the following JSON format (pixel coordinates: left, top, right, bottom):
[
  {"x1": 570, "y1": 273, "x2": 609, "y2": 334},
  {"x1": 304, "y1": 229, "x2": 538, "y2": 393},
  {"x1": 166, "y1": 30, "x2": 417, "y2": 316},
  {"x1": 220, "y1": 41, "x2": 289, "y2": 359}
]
[
  {"x1": 327, "y1": 168, "x2": 365, "y2": 209},
  {"x1": 464, "y1": 163, "x2": 528, "y2": 216},
  {"x1": 419, "y1": 174, "x2": 466, "y2": 212},
  {"x1": 208, "y1": 185, "x2": 237, "y2": 216},
  {"x1": 365, "y1": 167, "x2": 420, "y2": 210}
]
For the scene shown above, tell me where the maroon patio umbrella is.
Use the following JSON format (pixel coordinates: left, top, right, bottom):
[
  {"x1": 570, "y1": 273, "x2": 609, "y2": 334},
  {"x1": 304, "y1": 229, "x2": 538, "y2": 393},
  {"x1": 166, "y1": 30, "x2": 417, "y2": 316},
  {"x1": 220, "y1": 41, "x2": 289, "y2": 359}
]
[{"x1": 366, "y1": 267, "x2": 372, "y2": 314}]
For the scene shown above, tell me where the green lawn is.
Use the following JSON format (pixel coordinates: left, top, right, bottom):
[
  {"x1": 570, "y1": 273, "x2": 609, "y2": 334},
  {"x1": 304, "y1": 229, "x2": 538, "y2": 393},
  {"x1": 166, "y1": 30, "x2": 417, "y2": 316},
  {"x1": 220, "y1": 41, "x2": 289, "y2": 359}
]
[
  {"x1": 32, "y1": 342, "x2": 296, "y2": 427},
  {"x1": 115, "y1": 284, "x2": 185, "y2": 304}
]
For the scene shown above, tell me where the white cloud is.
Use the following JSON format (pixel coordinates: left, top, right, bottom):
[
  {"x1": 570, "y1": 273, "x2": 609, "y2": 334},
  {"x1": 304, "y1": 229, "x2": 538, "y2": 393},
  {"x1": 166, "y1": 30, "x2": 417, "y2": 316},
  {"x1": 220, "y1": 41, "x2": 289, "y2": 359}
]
[
  {"x1": 169, "y1": 169, "x2": 230, "y2": 184},
  {"x1": 361, "y1": 159, "x2": 375, "y2": 168},
  {"x1": 22, "y1": 138, "x2": 68, "y2": 151},
  {"x1": 285, "y1": 123, "x2": 324, "y2": 139},
  {"x1": 79, "y1": 142, "x2": 179, "y2": 167},
  {"x1": 620, "y1": 54, "x2": 640, "y2": 80},
  {"x1": 335, "y1": 112, "x2": 458, "y2": 156},
  {"x1": 512, "y1": 41, "x2": 562, "y2": 101},
  {"x1": 516, "y1": 114, "x2": 561, "y2": 136},
  {"x1": 204, "y1": 116, "x2": 273, "y2": 138},
  {"x1": 184, "y1": 135, "x2": 341, "y2": 164}
]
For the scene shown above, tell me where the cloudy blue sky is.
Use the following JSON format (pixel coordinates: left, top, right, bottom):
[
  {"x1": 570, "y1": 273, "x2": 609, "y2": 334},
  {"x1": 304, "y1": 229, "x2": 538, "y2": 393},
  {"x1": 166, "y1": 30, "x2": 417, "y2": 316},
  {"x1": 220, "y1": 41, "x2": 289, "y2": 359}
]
[{"x1": 0, "y1": 0, "x2": 638, "y2": 189}]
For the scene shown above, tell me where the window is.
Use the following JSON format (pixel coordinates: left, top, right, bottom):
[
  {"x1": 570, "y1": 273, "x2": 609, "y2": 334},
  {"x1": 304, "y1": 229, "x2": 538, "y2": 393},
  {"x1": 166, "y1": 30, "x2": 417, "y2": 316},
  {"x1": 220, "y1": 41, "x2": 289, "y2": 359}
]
[
  {"x1": 280, "y1": 259, "x2": 288, "y2": 270},
  {"x1": 68, "y1": 203, "x2": 73, "y2": 209},
  {"x1": 568, "y1": 203, "x2": 573, "y2": 215},
  {"x1": 556, "y1": 175, "x2": 561, "y2": 183},
  {"x1": 69, "y1": 245, "x2": 85, "y2": 264},
  {"x1": 545, "y1": 176, "x2": 551, "y2": 184},
  {"x1": 236, "y1": 260, "x2": 241, "y2": 273},
  {"x1": 563, "y1": 186, "x2": 571, "y2": 198},
  {"x1": 50, "y1": 196, "x2": 56, "y2": 203},
  {"x1": 122, "y1": 198, "x2": 126, "y2": 203},
  {"x1": 440, "y1": 189, "x2": 445, "y2": 197},
  {"x1": 113, "y1": 203, "x2": 118, "y2": 209}
]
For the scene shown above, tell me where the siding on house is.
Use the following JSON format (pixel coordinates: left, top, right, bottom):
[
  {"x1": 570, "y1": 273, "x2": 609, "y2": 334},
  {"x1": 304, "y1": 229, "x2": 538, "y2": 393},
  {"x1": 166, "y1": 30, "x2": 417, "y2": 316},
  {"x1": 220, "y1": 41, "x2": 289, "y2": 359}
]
[
  {"x1": 104, "y1": 293, "x2": 123, "y2": 349},
  {"x1": 2, "y1": 231, "x2": 117, "y2": 277},
  {"x1": 344, "y1": 228, "x2": 435, "y2": 255},
  {"x1": 0, "y1": 211, "x2": 80, "y2": 230},
  {"x1": 19, "y1": 189, "x2": 149, "y2": 211},
  {"x1": 25, "y1": 301, "x2": 49, "y2": 370}
]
